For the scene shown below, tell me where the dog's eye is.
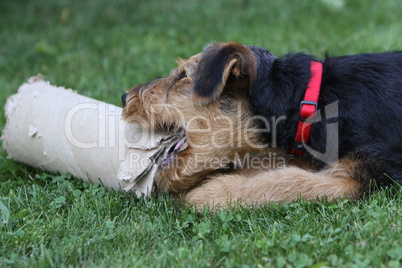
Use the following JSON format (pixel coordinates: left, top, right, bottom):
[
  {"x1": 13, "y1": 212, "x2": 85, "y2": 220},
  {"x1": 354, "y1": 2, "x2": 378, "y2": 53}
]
[{"x1": 177, "y1": 71, "x2": 187, "y2": 80}]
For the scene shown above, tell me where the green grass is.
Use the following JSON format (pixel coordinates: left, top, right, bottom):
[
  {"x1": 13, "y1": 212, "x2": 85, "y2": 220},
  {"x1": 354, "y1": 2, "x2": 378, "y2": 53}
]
[{"x1": 1, "y1": 0, "x2": 402, "y2": 267}]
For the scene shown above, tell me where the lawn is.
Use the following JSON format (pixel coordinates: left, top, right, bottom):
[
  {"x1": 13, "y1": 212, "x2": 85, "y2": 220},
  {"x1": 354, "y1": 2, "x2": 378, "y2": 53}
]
[{"x1": 1, "y1": 0, "x2": 402, "y2": 267}]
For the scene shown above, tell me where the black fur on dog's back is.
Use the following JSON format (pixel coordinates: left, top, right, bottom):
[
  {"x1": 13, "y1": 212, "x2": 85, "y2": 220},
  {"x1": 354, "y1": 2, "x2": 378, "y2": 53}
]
[{"x1": 247, "y1": 48, "x2": 402, "y2": 186}]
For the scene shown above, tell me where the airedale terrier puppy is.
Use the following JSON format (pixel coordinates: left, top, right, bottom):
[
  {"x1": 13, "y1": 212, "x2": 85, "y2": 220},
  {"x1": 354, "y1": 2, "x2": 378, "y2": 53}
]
[{"x1": 122, "y1": 42, "x2": 402, "y2": 210}]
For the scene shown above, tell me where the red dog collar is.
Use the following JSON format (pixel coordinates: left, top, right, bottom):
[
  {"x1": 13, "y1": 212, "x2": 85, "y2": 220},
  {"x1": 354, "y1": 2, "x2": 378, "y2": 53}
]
[{"x1": 290, "y1": 61, "x2": 323, "y2": 156}]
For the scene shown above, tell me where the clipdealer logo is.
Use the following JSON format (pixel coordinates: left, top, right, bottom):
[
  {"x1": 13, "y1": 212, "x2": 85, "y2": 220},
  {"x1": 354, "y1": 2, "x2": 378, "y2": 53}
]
[{"x1": 63, "y1": 101, "x2": 340, "y2": 167}]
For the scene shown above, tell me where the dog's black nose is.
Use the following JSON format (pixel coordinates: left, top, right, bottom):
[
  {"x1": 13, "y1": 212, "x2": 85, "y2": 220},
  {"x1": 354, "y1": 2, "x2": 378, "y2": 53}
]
[{"x1": 121, "y1": 93, "x2": 128, "y2": 108}]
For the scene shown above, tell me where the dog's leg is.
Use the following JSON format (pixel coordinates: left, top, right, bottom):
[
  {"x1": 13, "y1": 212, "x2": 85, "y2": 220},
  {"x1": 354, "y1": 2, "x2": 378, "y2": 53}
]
[
  {"x1": 185, "y1": 158, "x2": 365, "y2": 211},
  {"x1": 155, "y1": 149, "x2": 286, "y2": 194}
]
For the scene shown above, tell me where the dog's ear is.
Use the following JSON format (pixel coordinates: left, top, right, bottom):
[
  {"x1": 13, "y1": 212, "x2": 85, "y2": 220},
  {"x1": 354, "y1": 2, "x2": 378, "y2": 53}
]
[{"x1": 192, "y1": 42, "x2": 257, "y2": 105}]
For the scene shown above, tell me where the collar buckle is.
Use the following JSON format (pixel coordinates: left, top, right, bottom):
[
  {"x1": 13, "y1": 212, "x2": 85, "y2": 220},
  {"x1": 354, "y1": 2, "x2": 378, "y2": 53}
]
[{"x1": 300, "y1": 100, "x2": 318, "y2": 110}]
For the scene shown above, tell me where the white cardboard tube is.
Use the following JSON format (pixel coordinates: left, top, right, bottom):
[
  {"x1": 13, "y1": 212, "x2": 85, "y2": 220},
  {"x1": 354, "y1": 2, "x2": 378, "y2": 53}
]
[{"x1": 1, "y1": 75, "x2": 177, "y2": 196}]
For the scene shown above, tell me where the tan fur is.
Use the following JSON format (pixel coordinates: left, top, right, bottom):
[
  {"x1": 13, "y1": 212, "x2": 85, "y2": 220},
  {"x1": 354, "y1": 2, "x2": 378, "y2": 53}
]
[{"x1": 185, "y1": 158, "x2": 361, "y2": 210}]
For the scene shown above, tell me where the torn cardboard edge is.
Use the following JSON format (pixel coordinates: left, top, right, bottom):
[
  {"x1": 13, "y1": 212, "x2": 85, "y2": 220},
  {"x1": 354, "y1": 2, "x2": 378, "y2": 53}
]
[{"x1": 1, "y1": 75, "x2": 179, "y2": 196}]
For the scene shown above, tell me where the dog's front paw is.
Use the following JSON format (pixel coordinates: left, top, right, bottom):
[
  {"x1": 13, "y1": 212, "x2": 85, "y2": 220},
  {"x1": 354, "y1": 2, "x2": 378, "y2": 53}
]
[
  {"x1": 155, "y1": 163, "x2": 186, "y2": 193},
  {"x1": 154, "y1": 148, "x2": 206, "y2": 193}
]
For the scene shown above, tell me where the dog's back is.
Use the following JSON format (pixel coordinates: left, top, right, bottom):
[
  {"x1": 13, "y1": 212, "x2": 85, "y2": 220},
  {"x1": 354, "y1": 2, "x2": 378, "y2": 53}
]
[{"x1": 321, "y1": 52, "x2": 402, "y2": 184}]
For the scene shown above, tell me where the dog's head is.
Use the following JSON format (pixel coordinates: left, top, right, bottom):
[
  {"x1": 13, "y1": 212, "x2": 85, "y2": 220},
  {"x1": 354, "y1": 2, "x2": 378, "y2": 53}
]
[{"x1": 122, "y1": 42, "x2": 277, "y2": 156}]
